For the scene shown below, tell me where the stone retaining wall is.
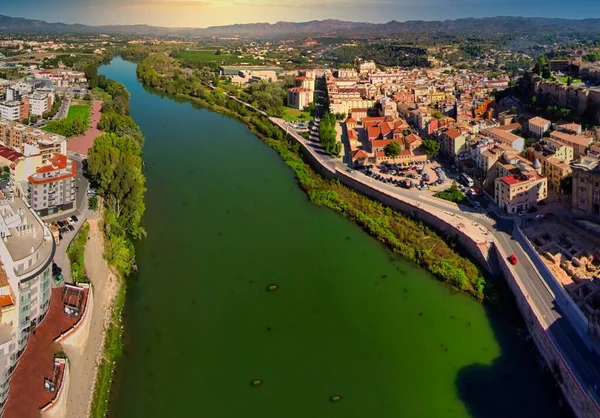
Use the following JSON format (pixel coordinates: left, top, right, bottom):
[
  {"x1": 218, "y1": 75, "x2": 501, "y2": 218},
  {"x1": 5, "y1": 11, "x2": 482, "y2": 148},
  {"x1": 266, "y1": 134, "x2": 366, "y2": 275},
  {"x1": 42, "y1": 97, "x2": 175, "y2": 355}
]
[{"x1": 495, "y1": 244, "x2": 600, "y2": 418}]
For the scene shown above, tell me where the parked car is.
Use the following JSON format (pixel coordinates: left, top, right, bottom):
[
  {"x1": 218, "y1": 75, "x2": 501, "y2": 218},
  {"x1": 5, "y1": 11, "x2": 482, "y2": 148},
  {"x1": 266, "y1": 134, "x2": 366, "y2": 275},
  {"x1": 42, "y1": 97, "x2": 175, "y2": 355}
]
[
  {"x1": 518, "y1": 211, "x2": 527, "y2": 217},
  {"x1": 67, "y1": 224, "x2": 75, "y2": 231},
  {"x1": 71, "y1": 215, "x2": 79, "y2": 222},
  {"x1": 535, "y1": 214, "x2": 545, "y2": 220},
  {"x1": 508, "y1": 254, "x2": 518, "y2": 265}
]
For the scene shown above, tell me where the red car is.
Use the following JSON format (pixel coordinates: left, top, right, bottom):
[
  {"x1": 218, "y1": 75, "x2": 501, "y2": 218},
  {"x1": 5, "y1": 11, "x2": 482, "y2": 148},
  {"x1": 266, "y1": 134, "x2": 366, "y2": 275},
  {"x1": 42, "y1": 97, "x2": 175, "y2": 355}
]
[{"x1": 508, "y1": 254, "x2": 518, "y2": 265}]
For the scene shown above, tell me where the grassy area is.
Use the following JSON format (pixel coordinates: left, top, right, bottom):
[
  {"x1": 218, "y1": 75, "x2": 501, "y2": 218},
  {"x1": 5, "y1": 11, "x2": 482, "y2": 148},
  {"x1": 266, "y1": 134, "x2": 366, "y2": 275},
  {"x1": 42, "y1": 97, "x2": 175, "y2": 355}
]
[
  {"x1": 90, "y1": 275, "x2": 125, "y2": 418},
  {"x1": 92, "y1": 87, "x2": 111, "y2": 101},
  {"x1": 173, "y1": 50, "x2": 266, "y2": 65},
  {"x1": 67, "y1": 101, "x2": 91, "y2": 128},
  {"x1": 435, "y1": 185, "x2": 467, "y2": 204},
  {"x1": 559, "y1": 76, "x2": 582, "y2": 84},
  {"x1": 282, "y1": 107, "x2": 311, "y2": 122},
  {"x1": 67, "y1": 222, "x2": 90, "y2": 283}
]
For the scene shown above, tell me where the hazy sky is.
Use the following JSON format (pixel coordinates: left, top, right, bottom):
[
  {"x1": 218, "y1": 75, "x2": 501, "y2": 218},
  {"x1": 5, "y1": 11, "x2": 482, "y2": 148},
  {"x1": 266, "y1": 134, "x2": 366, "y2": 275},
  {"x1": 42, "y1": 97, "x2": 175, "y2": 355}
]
[{"x1": 1, "y1": 0, "x2": 600, "y2": 27}]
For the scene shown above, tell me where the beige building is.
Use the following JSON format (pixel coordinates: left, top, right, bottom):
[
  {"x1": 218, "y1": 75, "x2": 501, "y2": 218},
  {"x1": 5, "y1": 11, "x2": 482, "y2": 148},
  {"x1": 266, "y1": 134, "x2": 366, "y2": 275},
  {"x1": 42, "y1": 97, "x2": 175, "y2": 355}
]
[
  {"x1": 286, "y1": 87, "x2": 313, "y2": 110},
  {"x1": 482, "y1": 127, "x2": 525, "y2": 152},
  {"x1": 495, "y1": 170, "x2": 548, "y2": 213},
  {"x1": 550, "y1": 131, "x2": 593, "y2": 159},
  {"x1": 528, "y1": 116, "x2": 551, "y2": 137},
  {"x1": 572, "y1": 156, "x2": 600, "y2": 219}
]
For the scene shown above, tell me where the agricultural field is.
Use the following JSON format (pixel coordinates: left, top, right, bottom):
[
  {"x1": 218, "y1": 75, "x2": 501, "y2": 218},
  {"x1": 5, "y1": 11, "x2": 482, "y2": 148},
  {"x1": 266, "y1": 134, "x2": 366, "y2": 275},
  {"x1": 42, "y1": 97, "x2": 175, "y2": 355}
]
[{"x1": 173, "y1": 49, "x2": 267, "y2": 66}]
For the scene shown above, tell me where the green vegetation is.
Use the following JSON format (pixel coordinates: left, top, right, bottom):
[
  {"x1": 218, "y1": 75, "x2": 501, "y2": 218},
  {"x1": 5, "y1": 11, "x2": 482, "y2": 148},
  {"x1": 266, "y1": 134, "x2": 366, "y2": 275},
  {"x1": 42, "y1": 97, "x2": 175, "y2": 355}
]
[
  {"x1": 43, "y1": 118, "x2": 85, "y2": 137},
  {"x1": 136, "y1": 53, "x2": 485, "y2": 300},
  {"x1": 40, "y1": 54, "x2": 86, "y2": 69},
  {"x1": 86, "y1": 65, "x2": 145, "y2": 418},
  {"x1": 327, "y1": 42, "x2": 429, "y2": 68},
  {"x1": 435, "y1": 183, "x2": 467, "y2": 204},
  {"x1": 92, "y1": 87, "x2": 112, "y2": 101},
  {"x1": 173, "y1": 49, "x2": 266, "y2": 68},
  {"x1": 89, "y1": 195, "x2": 99, "y2": 211},
  {"x1": 319, "y1": 112, "x2": 342, "y2": 157},
  {"x1": 559, "y1": 76, "x2": 582, "y2": 84},
  {"x1": 90, "y1": 277, "x2": 125, "y2": 418},
  {"x1": 281, "y1": 107, "x2": 311, "y2": 122},
  {"x1": 67, "y1": 101, "x2": 91, "y2": 128},
  {"x1": 384, "y1": 141, "x2": 401, "y2": 162},
  {"x1": 0, "y1": 166, "x2": 9, "y2": 180},
  {"x1": 67, "y1": 222, "x2": 90, "y2": 283},
  {"x1": 421, "y1": 139, "x2": 440, "y2": 158}
]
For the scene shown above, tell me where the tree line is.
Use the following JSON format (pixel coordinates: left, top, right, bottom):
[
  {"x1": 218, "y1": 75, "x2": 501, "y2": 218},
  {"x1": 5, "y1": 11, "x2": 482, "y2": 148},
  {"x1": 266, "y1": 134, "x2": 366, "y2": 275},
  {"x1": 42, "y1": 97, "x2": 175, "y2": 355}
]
[
  {"x1": 86, "y1": 68, "x2": 146, "y2": 276},
  {"x1": 319, "y1": 112, "x2": 341, "y2": 157}
]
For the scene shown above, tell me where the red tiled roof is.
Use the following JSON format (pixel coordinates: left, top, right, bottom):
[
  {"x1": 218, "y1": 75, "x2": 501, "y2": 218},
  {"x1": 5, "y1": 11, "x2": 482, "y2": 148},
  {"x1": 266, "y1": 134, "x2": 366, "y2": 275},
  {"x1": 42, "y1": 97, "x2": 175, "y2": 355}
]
[
  {"x1": 368, "y1": 127, "x2": 381, "y2": 139},
  {"x1": 405, "y1": 133, "x2": 422, "y2": 145},
  {"x1": 352, "y1": 149, "x2": 369, "y2": 160},
  {"x1": 345, "y1": 117, "x2": 357, "y2": 125},
  {"x1": 0, "y1": 145, "x2": 23, "y2": 163},
  {"x1": 0, "y1": 294, "x2": 13, "y2": 308},
  {"x1": 446, "y1": 128, "x2": 462, "y2": 140}
]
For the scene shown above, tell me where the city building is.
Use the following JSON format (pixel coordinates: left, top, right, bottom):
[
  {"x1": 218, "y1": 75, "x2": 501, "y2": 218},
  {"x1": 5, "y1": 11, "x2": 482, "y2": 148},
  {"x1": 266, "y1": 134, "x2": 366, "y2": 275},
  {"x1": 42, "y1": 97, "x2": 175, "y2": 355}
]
[
  {"x1": 440, "y1": 127, "x2": 466, "y2": 160},
  {"x1": 550, "y1": 131, "x2": 593, "y2": 159},
  {"x1": 286, "y1": 87, "x2": 313, "y2": 110},
  {"x1": 27, "y1": 153, "x2": 76, "y2": 217},
  {"x1": 0, "y1": 102, "x2": 20, "y2": 122},
  {"x1": 0, "y1": 118, "x2": 66, "y2": 160},
  {"x1": 572, "y1": 156, "x2": 600, "y2": 219},
  {"x1": 0, "y1": 197, "x2": 55, "y2": 410},
  {"x1": 495, "y1": 169, "x2": 548, "y2": 213},
  {"x1": 23, "y1": 93, "x2": 52, "y2": 117},
  {"x1": 528, "y1": 116, "x2": 551, "y2": 137},
  {"x1": 482, "y1": 127, "x2": 525, "y2": 152}
]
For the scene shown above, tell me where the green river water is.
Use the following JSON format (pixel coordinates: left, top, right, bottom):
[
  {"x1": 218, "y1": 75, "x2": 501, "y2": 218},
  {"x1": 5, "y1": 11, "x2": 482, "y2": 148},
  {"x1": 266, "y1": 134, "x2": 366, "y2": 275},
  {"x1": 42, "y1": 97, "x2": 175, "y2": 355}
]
[{"x1": 100, "y1": 58, "x2": 569, "y2": 418}]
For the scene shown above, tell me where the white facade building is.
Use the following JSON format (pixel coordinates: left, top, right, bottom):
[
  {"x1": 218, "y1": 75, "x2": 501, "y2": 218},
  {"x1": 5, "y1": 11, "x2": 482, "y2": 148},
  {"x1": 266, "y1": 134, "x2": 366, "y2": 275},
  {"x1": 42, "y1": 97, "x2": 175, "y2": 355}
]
[
  {"x1": 0, "y1": 197, "x2": 54, "y2": 409},
  {"x1": 0, "y1": 102, "x2": 20, "y2": 122}
]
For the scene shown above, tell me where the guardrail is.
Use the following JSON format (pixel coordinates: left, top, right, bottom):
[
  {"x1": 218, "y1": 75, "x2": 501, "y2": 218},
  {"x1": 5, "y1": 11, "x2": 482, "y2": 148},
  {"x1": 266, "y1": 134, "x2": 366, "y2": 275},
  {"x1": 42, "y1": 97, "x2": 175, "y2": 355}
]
[{"x1": 515, "y1": 226, "x2": 594, "y2": 351}]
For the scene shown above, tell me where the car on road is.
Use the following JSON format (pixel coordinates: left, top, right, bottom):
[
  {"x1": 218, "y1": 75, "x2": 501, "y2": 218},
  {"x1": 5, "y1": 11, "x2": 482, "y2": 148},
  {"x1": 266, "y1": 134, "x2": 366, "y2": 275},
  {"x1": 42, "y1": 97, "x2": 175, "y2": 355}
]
[
  {"x1": 518, "y1": 210, "x2": 527, "y2": 217},
  {"x1": 345, "y1": 168, "x2": 353, "y2": 174},
  {"x1": 535, "y1": 214, "x2": 545, "y2": 220},
  {"x1": 508, "y1": 254, "x2": 518, "y2": 265}
]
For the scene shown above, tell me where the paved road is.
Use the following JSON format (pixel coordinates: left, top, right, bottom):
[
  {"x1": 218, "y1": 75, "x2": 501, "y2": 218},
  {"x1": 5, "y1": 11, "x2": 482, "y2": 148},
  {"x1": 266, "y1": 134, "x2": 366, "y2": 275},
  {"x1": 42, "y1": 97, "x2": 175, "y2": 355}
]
[{"x1": 275, "y1": 116, "x2": 600, "y2": 408}]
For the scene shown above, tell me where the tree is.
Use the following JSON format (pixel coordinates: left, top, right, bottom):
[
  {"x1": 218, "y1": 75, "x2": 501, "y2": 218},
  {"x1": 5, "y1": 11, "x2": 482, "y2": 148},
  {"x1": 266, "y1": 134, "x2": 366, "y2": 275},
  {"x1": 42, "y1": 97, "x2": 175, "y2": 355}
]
[
  {"x1": 88, "y1": 195, "x2": 99, "y2": 211},
  {"x1": 72, "y1": 118, "x2": 85, "y2": 136},
  {"x1": 560, "y1": 174, "x2": 573, "y2": 195},
  {"x1": 421, "y1": 139, "x2": 440, "y2": 158},
  {"x1": 567, "y1": 76, "x2": 572, "y2": 86},
  {"x1": 384, "y1": 141, "x2": 402, "y2": 163}
]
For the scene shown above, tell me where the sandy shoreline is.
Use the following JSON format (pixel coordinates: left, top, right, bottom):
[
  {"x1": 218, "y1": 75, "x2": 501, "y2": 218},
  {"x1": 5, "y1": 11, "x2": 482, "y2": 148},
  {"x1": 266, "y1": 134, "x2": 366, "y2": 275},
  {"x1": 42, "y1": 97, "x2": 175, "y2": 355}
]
[{"x1": 43, "y1": 209, "x2": 120, "y2": 418}]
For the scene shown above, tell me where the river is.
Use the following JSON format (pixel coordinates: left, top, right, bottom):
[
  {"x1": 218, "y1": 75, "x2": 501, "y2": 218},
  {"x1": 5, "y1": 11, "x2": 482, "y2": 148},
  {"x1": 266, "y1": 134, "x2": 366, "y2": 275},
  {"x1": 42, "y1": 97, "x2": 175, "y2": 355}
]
[{"x1": 99, "y1": 57, "x2": 569, "y2": 418}]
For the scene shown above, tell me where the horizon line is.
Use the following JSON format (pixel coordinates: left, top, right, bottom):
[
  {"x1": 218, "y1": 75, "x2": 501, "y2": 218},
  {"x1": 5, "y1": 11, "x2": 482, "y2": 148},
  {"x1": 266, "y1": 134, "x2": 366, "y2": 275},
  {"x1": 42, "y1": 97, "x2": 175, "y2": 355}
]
[{"x1": 1, "y1": 13, "x2": 598, "y2": 30}]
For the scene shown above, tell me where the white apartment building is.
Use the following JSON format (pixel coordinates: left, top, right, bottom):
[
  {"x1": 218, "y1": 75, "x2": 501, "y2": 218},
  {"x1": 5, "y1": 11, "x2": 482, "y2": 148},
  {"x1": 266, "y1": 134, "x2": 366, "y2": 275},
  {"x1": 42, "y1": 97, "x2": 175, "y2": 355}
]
[
  {"x1": 0, "y1": 197, "x2": 55, "y2": 409},
  {"x1": 28, "y1": 153, "x2": 76, "y2": 217},
  {"x1": 24, "y1": 93, "x2": 52, "y2": 117},
  {"x1": 528, "y1": 116, "x2": 551, "y2": 138},
  {"x1": 0, "y1": 102, "x2": 20, "y2": 122}
]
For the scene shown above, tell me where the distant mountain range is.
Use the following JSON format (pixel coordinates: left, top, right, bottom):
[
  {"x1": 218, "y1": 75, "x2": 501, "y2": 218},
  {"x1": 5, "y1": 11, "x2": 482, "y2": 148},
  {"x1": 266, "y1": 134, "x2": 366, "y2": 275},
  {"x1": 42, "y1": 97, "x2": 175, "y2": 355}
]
[{"x1": 2, "y1": 15, "x2": 600, "y2": 37}]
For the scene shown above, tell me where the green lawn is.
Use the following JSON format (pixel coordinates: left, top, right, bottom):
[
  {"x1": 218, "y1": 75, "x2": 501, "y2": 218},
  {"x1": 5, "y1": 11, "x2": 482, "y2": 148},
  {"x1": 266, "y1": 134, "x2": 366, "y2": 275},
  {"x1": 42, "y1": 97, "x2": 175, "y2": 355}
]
[
  {"x1": 559, "y1": 76, "x2": 582, "y2": 84},
  {"x1": 173, "y1": 50, "x2": 267, "y2": 65},
  {"x1": 67, "y1": 102, "x2": 90, "y2": 128},
  {"x1": 282, "y1": 107, "x2": 311, "y2": 122}
]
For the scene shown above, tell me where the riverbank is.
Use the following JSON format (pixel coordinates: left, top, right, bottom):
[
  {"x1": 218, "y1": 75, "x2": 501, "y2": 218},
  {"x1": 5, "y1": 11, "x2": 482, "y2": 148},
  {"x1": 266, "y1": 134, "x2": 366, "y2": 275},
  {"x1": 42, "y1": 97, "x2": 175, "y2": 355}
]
[
  {"x1": 58, "y1": 210, "x2": 121, "y2": 418},
  {"x1": 136, "y1": 55, "x2": 485, "y2": 300}
]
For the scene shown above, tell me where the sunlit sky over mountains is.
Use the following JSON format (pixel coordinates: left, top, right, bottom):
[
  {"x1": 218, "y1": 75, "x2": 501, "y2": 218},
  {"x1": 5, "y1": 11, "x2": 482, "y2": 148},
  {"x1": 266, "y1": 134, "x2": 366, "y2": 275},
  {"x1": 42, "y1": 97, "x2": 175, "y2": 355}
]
[{"x1": 2, "y1": 0, "x2": 600, "y2": 27}]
